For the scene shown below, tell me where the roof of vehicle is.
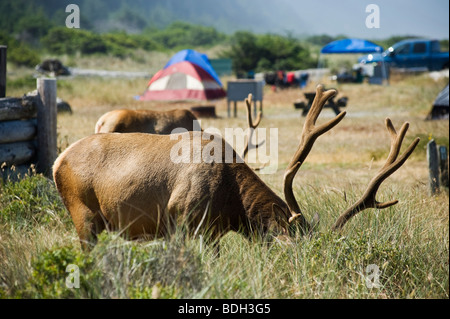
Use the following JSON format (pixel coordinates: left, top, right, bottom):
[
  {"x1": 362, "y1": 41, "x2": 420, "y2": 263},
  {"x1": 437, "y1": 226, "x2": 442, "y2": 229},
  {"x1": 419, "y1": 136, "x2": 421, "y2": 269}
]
[{"x1": 392, "y1": 38, "x2": 438, "y2": 48}]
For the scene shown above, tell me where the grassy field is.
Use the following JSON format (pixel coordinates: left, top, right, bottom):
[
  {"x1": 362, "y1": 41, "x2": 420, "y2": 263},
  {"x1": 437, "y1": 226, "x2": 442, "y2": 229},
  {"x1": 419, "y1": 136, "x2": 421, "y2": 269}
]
[{"x1": 0, "y1": 63, "x2": 448, "y2": 299}]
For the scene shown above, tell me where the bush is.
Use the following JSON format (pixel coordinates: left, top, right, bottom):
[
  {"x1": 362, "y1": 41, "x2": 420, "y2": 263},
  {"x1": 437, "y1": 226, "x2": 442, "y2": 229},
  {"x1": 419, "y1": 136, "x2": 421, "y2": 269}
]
[
  {"x1": 144, "y1": 21, "x2": 227, "y2": 49},
  {"x1": 0, "y1": 172, "x2": 69, "y2": 229},
  {"x1": 222, "y1": 31, "x2": 316, "y2": 75},
  {"x1": 26, "y1": 245, "x2": 99, "y2": 298},
  {"x1": 20, "y1": 232, "x2": 206, "y2": 299},
  {"x1": 41, "y1": 27, "x2": 107, "y2": 56},
  {"x1": 41, "y1": 27, "x2": 161, "y2": 58},
  {"x1": 103, "y1": 31, "x2": 161, "y2": 57},
  {"x1": 0, "y1": 31, "x2": 40, "y2": 67}
]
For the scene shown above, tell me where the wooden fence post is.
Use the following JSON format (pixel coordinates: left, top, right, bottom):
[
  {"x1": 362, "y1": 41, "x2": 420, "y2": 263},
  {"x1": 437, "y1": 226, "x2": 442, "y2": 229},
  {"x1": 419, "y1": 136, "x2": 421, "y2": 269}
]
[
  {"x1": 0, "y1": 45, "x2": 6, "y2": 98},
  {"x1": 427, "y1": 139, "x2": 440, "y2": 195},
  {"x1": 36, "y1": 78, "x2": 57, "y2": 177},
  {"x1": 439, "y1": 145, "x2": 449, "y2": 188}
]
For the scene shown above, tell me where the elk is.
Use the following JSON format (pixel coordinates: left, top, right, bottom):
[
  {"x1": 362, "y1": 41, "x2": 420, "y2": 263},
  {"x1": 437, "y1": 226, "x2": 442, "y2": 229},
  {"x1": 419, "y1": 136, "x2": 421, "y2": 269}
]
[
  {"x1": 53, "y1": 85, "x2": 419, "y2": 250},
  {"x1": 94, "y1": 108, "x2": 201, "y2": 134}
]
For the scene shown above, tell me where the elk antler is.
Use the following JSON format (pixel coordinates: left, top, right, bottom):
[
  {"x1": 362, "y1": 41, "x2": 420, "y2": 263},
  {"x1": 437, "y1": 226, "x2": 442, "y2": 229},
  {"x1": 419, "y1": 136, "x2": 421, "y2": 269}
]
[
  {"x1": 284, "y1": 85, "x2": 346, "y2": 228},
  {"x1": 332, "y1": 118, "x2": 420, "y2": 231},
  {"x1": 242, "y1": 93, "x2": 264, "y2": 159}
]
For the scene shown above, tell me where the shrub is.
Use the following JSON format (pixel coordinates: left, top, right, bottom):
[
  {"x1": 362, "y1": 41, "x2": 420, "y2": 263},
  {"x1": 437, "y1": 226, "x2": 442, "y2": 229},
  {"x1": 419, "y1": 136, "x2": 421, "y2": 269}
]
[
  {"x1": 41, "y1": 27, "x2": 161, "y2": 58},
  {"x1": 144, "y1": 21, "x2": 227, "y2": 49},
  {"x1": 222, "y1": 31, "x2": 316, "y2": 75},
  {"x1": 0, "y1": 31, "x2": 40, "y2": 67},
  {"x1": 41, "y1": 27, "x2": 107, "y2": 56},
  {"x1": 17, "y1": 231, "x2": 206, "y2": 299},
  {"x1": 26, "y1": 245, "x2": 99, "y2": 298},
  {"x1": 0, "y1": 172, "x2": 69, "y2": 230}
]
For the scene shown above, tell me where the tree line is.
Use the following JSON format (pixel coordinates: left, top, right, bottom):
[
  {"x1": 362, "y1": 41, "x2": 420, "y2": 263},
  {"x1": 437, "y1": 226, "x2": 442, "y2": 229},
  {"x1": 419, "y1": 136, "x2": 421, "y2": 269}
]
[{"x1": 0, "y1": 16, "x2": 320, "y2": 75}]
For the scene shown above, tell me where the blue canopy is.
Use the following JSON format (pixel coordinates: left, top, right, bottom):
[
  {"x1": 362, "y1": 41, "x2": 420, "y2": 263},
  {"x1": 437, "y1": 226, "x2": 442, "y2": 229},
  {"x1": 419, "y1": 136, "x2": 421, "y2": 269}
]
[
  {"x1": 321, "y1": 39, "x2": 383, "y2": 54},
  {"x1": 164, "y1": 49, "x2": 223, "y2": 86}
]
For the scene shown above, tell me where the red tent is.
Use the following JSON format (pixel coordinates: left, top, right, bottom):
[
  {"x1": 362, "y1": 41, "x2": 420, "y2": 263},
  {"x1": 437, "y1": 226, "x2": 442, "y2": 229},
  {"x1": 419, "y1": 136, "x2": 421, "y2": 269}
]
[{"x1": 140, "y1": 61, "x2": 226, "y2": 101}]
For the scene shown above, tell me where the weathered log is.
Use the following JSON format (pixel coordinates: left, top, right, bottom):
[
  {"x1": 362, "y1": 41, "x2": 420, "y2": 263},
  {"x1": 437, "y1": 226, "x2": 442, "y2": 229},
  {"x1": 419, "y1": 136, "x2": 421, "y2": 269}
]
[
  {"x1": 0, "y1": 95, "x2": 37, "y2": 121},
  {"x1": 0, "y1": 119, "x2": 36, "y2": 143},
  {"x1": 0, "y1": 141, "x2": 35, "y2": 166}
]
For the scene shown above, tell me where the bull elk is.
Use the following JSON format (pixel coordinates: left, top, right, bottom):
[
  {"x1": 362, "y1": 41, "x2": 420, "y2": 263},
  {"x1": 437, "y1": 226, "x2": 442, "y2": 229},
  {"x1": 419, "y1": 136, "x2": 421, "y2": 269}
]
[
  {"x1": 53, "y1": 85, "x2": 420, "y2": 250},
  {"x1": 95, "y1": 108, "x2": 201, "y2": 134}
]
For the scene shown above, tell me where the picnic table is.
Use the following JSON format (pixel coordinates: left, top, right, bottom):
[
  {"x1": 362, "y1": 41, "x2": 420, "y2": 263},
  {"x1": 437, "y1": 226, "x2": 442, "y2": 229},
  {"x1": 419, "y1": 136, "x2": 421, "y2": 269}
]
[{"x1": 294, "y1": 91, "x2": 348, "y2": 116}]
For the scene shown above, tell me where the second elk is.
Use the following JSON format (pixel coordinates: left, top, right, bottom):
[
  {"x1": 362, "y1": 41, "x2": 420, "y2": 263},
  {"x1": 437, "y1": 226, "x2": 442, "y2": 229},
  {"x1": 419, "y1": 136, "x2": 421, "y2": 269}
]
[{"x1": 95, "y1": 108, "x2": 201, "y2": 134}]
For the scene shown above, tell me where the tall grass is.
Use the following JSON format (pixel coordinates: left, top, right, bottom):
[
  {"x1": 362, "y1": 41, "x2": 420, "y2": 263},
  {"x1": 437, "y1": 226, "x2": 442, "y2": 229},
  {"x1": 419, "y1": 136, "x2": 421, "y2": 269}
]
[{"x1": 0, "y1": 171, "x2": 448, "y2": 298}]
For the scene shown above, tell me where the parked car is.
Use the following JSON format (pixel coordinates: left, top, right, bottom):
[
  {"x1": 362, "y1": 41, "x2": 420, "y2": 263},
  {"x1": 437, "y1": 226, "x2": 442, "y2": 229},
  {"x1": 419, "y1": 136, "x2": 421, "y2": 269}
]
[{"x1": 359, "y1": 39, "x2": 449, "y2": 71}]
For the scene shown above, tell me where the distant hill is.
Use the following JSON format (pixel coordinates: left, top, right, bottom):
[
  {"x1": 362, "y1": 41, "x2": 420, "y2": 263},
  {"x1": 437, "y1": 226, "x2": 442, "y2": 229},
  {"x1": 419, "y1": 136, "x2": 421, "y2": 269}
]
[
  {"x1": 1, "y1": 0, "x2": 448, "y2": 39},
  {"x1": 1, "y1": 0, "x2": 307, "y2": 35}
]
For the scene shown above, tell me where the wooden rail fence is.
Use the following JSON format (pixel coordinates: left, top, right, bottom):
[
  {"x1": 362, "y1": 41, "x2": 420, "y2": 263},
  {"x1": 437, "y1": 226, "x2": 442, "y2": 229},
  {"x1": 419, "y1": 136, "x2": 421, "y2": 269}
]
[{"x1": 0, "y1": 78, "x2": 57, "y2": 180}]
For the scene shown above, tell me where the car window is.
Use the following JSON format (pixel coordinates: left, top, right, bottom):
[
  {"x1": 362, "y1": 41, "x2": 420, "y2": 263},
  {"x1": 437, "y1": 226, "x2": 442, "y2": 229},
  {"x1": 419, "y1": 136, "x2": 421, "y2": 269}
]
[
  {"x1": 431, "y1": 41, "x2": 441, "y2": 53},
  {"x1": 396, "y1": 44, "x2": 410, "y2": 55},
  {"x1": 413, "y1": 42, "x2": 427, "y2": 54}
]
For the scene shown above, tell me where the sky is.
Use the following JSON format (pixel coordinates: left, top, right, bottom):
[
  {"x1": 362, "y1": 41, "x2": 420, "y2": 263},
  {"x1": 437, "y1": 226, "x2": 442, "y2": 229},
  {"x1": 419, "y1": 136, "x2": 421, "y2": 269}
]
[{"x1": 282, "y1": 0, "x2": 449, "y2": 39}]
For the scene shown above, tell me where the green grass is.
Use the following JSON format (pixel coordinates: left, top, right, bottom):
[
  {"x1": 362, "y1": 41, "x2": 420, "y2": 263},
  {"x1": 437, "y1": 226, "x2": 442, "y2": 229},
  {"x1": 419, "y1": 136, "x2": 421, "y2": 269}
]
[{"x1": 0, "y1": 171, "x2": 448, "y2": 299}]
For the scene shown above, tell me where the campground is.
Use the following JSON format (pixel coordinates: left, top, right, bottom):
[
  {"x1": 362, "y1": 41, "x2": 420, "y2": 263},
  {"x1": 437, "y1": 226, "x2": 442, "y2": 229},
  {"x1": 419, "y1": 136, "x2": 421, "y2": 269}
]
[{"x1": 1, "y1": 38, "x2": 449, "y2": 298}]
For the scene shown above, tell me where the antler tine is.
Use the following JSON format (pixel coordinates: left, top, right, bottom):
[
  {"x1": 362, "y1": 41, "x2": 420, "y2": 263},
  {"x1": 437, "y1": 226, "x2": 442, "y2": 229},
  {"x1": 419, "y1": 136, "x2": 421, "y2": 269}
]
[
  {"x1": 242, "y1": 94, "x2": 263, "y2": 159},
  {"x1": 383, "y1": 118, "x2": 408, "y2": 169},
  {"x1": 287, "y1": 85, "x2": 346, "y2": 169},
  {"x1": 284, "y1": 84, "x2": 346, "y2": 226},
  {"x1": 332, "y1": 118, "x2": 420, "y2": 231},
  {"x1": 245, "y1": 94, "x2": 262, "y2": 129}
]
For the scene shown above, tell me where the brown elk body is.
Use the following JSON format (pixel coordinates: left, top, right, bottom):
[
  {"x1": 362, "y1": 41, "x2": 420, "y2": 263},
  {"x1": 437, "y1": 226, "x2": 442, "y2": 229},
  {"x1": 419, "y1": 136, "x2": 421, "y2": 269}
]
[
  {"x1": 95, "y1": 109, "x2": 200, "y2": 134},
  {"x1": 54, "y1": 85, "x2": 420, "y2": 249},
  {"x1": 53, "y1": 132, "x2": 289, "y2": 249}
]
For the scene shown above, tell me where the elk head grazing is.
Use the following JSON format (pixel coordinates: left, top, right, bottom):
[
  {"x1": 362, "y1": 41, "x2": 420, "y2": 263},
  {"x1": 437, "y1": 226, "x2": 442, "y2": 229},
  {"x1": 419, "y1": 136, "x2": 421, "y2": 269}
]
[
  {"x1": 95, "y1": 108, "x2": 201, "y2": 134},
  {"x1": 53, "y1": 85, "x2": 419, "y2": 250}
]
